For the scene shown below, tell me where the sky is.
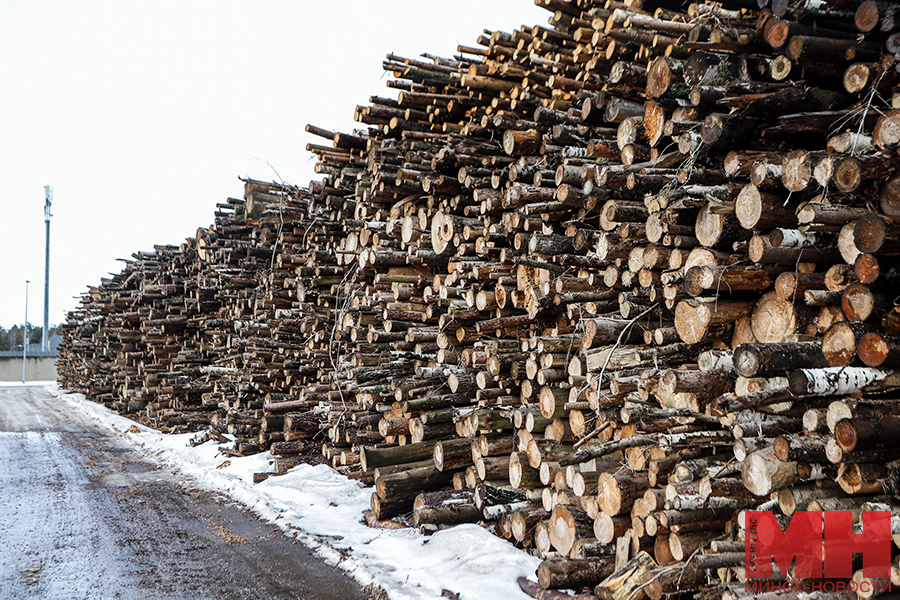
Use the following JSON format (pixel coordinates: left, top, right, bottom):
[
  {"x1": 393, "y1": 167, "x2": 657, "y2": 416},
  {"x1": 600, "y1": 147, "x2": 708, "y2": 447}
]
[{"x1": 0, "y1": 0, "x2": 548, "y2": 329}]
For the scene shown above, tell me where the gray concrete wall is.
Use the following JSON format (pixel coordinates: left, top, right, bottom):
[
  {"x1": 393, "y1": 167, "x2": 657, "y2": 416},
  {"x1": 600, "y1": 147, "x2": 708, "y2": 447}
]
[{"x1": 0, "y1": 357, "x2": 57, "y2": 381}]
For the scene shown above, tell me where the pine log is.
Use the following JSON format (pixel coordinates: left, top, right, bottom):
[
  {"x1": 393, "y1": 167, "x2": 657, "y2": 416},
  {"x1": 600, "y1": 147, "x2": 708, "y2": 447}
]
[
  {"x1": 858, "y1": 333, "x2": 900, "y2": 368},
  {"x1": 413, "y1": 490, "x2": 480, "y2": 526},
  {"x1": 674, "y1": 298, "x2": 754, "y2": 344},
  {"x1": 517, "y1": 578, "x2": 598, "y2": 600},
  {"x1": 537, "y1": 557, "x2": 616, "y2": 590},
  {"x1": 742, "y1": 447, "x2": 800, "y2": 496},
  {"x1": 822, "y1": 321, "x2": 873, "y2": 367},
  {"x1": 593, "y1": 551, "x2": 657, "y2": 600},
  {"x1": 597, "y1": 471, "x2": 650, "y2": 516},
  {"x1": 733, "y1": 342, "x2": 827, "y2": 377},
  {"x1": 549, "y1": 504, "x2": 595, "y2": 556},
  {"x1": 834, "y1": 416, "x2": 900, "y2": 452}
]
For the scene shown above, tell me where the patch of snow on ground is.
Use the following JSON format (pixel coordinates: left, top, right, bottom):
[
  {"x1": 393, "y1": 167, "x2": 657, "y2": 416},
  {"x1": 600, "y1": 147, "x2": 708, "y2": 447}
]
[{"x1": 44, "y1": 383, "x2": 540, "y2": 600}]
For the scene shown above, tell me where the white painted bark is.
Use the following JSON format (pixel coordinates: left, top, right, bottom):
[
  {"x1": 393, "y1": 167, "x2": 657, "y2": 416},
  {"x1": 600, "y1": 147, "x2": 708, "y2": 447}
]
[{"x1": 793, "y1": 366, "x2": 889, "y2": 395}]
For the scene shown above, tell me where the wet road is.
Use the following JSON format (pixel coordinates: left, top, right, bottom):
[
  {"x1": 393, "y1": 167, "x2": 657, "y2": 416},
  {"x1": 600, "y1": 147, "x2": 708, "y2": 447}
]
[{"x1": 0, "y1": 385, "x2": 369, "y2": 600}]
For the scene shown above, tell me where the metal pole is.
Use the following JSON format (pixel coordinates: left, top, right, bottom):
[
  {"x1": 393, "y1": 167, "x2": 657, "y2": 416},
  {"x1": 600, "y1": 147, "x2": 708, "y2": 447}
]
[
  {"x1": 23, "y1": 280, "x2": 29, "y2": 383},
  {"x1": 43, "y1": 186, "x2": 52, "y2": 352}
]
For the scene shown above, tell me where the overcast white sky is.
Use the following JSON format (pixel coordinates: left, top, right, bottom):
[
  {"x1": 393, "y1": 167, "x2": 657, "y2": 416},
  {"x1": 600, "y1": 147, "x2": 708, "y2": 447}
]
[{"x1": 0, "y1": 0, "x2": 548, "y2": 329}]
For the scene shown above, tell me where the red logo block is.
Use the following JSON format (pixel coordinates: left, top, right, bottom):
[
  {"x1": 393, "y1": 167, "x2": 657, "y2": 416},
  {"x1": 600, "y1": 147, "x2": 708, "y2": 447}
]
[{"x1": 745, "y1": 511, "x2": 891, "y2": 579}]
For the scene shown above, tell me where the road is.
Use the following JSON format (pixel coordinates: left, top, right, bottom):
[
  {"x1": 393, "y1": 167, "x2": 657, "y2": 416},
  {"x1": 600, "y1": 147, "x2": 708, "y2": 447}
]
[{"x1": 0, "y1": 384, "x2": 369, "y2": 600}]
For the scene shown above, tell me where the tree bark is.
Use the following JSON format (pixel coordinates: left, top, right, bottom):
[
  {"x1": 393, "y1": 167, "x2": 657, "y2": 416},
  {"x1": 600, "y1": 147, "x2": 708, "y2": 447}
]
[
  {"x1": 742, "y1": 447, "x2": 800, "y2": 496},
  {"x1": 537, "y1": 557, "x2": 616, "y2": 590},
  {"x1": 518, "y1": 577, "x2": 598, "y2": 600},
  {"x1": 674, "y1": 298, "x2": 754, "y2": 344},
  {"x1": 593, "y1": 551, "x2": 658, "y2": 600},
  {"x1": 549, "y1": 504, "x2": 595, "y2": 556},
  {"x1": 834, "y1": 416, "x2": 900, "y2": 453},
  {"x1": 788, "y1": 366, "x2": 890, "y2": 396},
  {"x1": 733, "y1": 341, "x2": 827, "y2": 377}
]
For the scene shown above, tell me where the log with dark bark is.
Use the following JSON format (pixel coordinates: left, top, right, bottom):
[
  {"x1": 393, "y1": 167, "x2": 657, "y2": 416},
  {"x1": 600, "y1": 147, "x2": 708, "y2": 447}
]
[
  {"x1": 537, "y1": 557, "x2": 616, "y2": 590},
  {"x1": 733, "y1": 342, "x2": 827, "y2": 377},
  {"x1": 518, "y1": 577, "x2": 598, "y2": 600}
]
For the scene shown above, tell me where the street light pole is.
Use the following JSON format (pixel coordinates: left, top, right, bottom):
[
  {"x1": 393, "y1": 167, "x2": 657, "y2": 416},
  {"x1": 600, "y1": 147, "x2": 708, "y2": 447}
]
[
  {"x1": 43, "y1": 186, "x2": 52, "y2": 352},
  {"x1": 23, "y1": 280, "x2": 29, "y2": 383}
]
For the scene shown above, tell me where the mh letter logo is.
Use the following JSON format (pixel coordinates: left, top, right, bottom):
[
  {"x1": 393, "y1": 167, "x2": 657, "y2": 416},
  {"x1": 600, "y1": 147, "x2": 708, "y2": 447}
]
[{"x1": 745, "y1": 511, "x2": 891, "y2": 579}]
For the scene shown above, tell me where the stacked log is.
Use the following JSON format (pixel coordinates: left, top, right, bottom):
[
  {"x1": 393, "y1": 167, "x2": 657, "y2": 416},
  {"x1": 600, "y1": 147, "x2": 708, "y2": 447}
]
[{"x1": 58, "y1": 0, "x2": 900, "y2": 597}]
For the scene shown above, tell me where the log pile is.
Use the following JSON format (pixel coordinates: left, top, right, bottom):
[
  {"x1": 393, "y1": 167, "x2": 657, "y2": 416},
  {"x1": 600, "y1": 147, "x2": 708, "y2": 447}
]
[{"x1": 58, "y1": 0, "x2": 900, "y2": 597}]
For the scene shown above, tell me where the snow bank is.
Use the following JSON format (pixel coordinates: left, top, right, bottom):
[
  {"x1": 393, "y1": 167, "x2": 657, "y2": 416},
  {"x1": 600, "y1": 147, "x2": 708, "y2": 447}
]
[{"x1": 47, "y1": 384, "x2": 541, "y2": 600}]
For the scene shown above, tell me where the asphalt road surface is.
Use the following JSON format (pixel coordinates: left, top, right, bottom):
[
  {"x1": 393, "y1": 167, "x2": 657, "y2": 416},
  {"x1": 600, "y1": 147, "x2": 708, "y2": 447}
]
[{"x1": 0, "y1": 384, "x2": 369, "y2": 600}]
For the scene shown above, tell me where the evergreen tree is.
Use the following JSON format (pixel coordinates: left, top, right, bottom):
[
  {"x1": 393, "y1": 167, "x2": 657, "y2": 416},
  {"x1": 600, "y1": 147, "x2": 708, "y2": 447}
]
[{"x1": 0, "y1": 324, "x2": 62, "y2": 350}]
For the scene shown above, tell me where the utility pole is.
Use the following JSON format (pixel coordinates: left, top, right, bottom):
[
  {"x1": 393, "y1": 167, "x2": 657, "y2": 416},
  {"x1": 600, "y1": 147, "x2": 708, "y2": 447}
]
[
  {"x1": 43, "y1": 185, "x2": 52, "y2": 352},
  {"x1": 23, "y1": 280, "x2": 29, "y2": 383}
]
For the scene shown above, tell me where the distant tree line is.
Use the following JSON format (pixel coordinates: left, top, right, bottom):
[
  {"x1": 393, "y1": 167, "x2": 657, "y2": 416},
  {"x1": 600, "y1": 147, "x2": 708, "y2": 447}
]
[{"x1": 0, "y1": 325, "x2": 62, "y2": 351}]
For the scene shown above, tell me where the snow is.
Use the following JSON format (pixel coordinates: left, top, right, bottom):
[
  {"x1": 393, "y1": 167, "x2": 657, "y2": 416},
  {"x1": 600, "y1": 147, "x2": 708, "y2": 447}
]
[{"x1": 41, "y1": 383, "x2": 541, "y2": 600}]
